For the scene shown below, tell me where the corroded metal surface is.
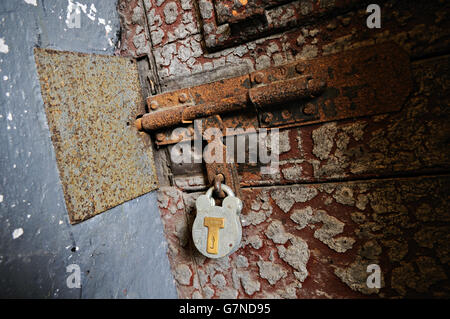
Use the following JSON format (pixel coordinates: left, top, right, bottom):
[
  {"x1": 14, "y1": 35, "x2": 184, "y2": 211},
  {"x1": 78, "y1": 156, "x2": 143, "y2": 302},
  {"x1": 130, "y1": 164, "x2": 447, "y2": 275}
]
[
  {"x1": 136, "y1": 43, "x2": 411, "y2": 141},
  {"x1": 137, "y1": 95, "x2": 249, "y2": 132},
  {"x1": 249, "y1": 75, "x2": 326, "y2": 109},
  {"x1": 169, "y1": 53, "x2": 449, "y2": 189},
  {"x1": 254, "y1": 42, "x2": 412, "y2": 128},
  {"x1": 202, "y1": 115, "x2": 242, "y2": 199},
  {"x1": 237, "y1": 53, "x2": 450, "y2": 186},
  {"x1": 137, "y1": 75, "x2": 326, "y2": 132},
  {"x1": 146, "y1": 74, "x2": 250, "y2": 111},
  {"x1": 140, "y1": 74, "x2": 257, "y2": 144},
  {"x1": 34, "y1": 48, "x2": 158, "y2": 224}
]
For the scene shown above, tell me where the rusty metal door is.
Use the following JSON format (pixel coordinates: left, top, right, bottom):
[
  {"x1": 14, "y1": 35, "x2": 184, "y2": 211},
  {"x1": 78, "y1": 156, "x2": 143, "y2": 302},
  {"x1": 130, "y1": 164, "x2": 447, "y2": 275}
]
[{"x1": 119, "y1": 0, "x2": 450, "y2": 298}]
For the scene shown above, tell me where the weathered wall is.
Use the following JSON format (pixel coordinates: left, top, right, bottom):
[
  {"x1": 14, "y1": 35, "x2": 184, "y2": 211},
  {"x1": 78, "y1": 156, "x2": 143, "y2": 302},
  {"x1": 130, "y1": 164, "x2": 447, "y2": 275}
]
[
  {"x1": 160, "y1": 175, "x2": 450, "y2": 298},
  {"x1": 0, "y1": 0, "x2": 176, "y2": 298},
  {"x1": 117, "y1": 0, "x2": 450, "y2": 298}
]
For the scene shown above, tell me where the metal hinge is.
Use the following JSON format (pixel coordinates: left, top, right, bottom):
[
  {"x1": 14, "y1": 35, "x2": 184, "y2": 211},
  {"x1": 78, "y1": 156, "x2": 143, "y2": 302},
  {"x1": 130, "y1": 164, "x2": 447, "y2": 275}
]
[
  {"x1": 135, "y1": 42, "x2": 412, "y2": 146},
  {"x1": 135, "y1": 74, "x2": 326, "y2": 132},
  {"x1": 134, "y1": 42, "x2": 412, "y2": 198}
]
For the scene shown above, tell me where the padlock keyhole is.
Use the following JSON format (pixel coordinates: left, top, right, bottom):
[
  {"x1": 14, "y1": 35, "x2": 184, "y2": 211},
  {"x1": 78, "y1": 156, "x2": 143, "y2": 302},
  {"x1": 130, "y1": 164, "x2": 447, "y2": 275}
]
[{"x1": 204, "y1": 217, "x2": 225, "y2": 255}]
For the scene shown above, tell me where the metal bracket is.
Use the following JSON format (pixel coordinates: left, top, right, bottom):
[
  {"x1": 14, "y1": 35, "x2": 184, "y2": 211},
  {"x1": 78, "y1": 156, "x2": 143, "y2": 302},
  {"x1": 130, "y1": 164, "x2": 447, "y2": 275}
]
[
  {"x1": 202, "y1": 115, "x2": 242, "y2": 200},
  {"x1": 34, "y1": 48, "x2": 159, "y2": 224},
  {"x1": 135, "y1": 70, "x2": 326, "y2": 133},
  {"x1": 135, "y1": 42, "x2": 412, "y2": 147}
]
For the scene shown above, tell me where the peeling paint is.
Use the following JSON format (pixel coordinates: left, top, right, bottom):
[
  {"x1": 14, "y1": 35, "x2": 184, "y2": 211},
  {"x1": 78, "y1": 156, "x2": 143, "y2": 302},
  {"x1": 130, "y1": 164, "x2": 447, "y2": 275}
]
[
  {"x1": 0, "y1": 38, "x2": 9, "y2": 54},
  {"x1": 271, "y1": 186, "x2": 318, "y2": 213},
  {"x1": 257, "y1": 260, "x2": 288, "y2": 285},
  {"x1": 334, "y1": 256, "x2": 382, "y2": 295},
  {"x1": 12, "y1": 228, "x2": 24, "y2": 239},
  {"x1": 277, "y1": 237, "x2": 309, "y2": 283},
  {"x1": 265, "y1": 220, "x2": 291, "y2": 244},
  {"x1": 24, "y1": 0, "x2": 38, "y2": 6}
]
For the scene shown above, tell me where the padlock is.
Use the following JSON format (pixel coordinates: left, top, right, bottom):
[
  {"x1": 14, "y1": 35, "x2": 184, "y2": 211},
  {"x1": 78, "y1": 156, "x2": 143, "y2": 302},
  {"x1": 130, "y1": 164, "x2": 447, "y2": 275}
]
[{"x1": 192, "y1": 184, "x2": 243, "y2": 259}]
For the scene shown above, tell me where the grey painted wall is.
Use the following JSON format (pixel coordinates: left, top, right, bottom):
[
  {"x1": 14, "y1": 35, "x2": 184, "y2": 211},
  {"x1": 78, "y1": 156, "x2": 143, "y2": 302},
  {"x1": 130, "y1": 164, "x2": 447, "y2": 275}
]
[{"x1": 0, "y1": 0, "x2": 177, "y2": 298}]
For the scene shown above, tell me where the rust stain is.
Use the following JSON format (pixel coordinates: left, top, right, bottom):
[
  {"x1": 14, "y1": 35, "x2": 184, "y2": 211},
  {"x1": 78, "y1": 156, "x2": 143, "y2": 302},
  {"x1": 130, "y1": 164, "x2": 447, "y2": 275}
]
[
  {"x1": 34, "y1": 48, "x2": 159, "y2": 224},
  {"x1": 202, "y1": 115, "x2": 242, "y2": 200},
  {"x1": 252, "y1": 42, "x2": 412, "y2": 129},
  {"x1": 136, "y1": 43, "x2": 411, "y2": 140}
]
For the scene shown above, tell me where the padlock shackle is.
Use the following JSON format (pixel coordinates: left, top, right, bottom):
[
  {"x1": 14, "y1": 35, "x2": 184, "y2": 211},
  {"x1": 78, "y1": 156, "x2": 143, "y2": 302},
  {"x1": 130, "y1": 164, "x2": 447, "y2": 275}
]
[{"x1": 205, "y1": 184, "x2": 235, "y2": 200}]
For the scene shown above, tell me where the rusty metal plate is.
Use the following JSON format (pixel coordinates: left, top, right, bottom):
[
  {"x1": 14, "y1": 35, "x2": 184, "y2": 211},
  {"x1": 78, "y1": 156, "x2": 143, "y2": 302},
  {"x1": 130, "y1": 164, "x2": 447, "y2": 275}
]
[
  {"x1": 253, "y1": 42, "x2": 412, "y2": 129},
  {"x1": 34, "y1": 48, "x2": 158, "y2": 224},
  {"x1": 147, "y1": 74, "x2": 250, "y2": 110},
  {"x1": 138, "y1": 42, "x2": 411, "y2": 146},
  {"x1": 145, "y1": 74, "x2": 258, "y2": 145}
]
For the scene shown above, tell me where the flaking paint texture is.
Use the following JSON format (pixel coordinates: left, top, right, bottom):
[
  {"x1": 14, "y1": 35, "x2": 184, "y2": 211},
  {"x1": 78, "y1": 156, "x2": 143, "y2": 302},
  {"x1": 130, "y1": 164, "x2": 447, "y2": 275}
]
[{"x1": 118, "y1": 0, "x2": 450, "y2": 299}]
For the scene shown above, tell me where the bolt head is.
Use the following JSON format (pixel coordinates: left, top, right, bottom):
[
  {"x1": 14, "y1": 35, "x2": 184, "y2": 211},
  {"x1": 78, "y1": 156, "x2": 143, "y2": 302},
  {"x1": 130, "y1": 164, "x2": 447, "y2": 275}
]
[
  {"x1": 150, "y1": 101, "x2": 159, "y2": 110},
  {"x1": 156, "y1": 132, "x2": 166, "y2": 142},
  {"x1": 295, "y1": 63, "x2": 306, "y2": 74},
  {"x1": 262, "y1": 112, "x2": 273, "y2": 124},
  {"x1": 178, "y1": 93, "x2": 188, "y2": 103},
  {"x1": 281, "y1": 109, "x2": 291, "y2": 119},
  {"x1": 253, "y1": 73, "x2": 265, "y2": 84},
  {"x1": 303, "y1": 103, "x2": 316, "y2": 115}
]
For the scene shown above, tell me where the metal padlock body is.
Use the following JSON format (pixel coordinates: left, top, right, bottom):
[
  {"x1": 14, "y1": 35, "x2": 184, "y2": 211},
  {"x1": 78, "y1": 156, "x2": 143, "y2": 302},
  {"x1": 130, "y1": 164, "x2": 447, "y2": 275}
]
[{"x1": 192, "y1": 185, "x2": 242, "y2": 259}]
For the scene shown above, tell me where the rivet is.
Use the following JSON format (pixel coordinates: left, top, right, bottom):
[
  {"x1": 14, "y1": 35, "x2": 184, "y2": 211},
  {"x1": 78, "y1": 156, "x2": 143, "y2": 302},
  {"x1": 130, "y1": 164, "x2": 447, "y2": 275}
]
[
  {"x1": 281, "y1": 110, "x2": 291, "y2": 119},
  {"x1": 253, "y1": 73, "x2": 264, "y2": 84},
  {"x1": 178, "y1": 93, "x2": 188, "y2": 103},
  {"x1": 262, "y1": 112, "x2": 273, "y2": 124},
  {"x1": 150, "y1": 101, "x2": 159, "y2": 110},
  {"x1": 156, "y1": 132, "x2": 166, "y2": 142},
  {"x1": 306, "y1": 77, "x2": 315, "y2": 89},
  {"x1": 295, "y1": 63, "x2": 306, "y2": 74},
  {"x1": 303, "y1": 103, "x2": 316, "y2": 115}
]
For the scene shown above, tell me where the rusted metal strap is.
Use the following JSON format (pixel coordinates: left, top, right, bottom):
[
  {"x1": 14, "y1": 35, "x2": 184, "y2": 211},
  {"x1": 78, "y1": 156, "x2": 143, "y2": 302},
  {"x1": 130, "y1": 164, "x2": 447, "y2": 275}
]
[
  {"x1": 136, "y1": 42, "x2": 412, "y2": 145},
  {"x1": 202, "y1": 115, "x2": 242, "y2": 200},
  {"x1": 34, "y1": 48, "x2": 159, "y2": 224},
  {"x1": 213, "y1": 173, "x2": 225, "y2": 198},
  {"x1": 136, "y1": 76, "x2": 326, "y2": 132},
  {"x1": 249, "y1": 76, "x2": 326, "y2": 110},
  {"x1": 136, "y1": 96, "x2": 248, "y2": 131}
]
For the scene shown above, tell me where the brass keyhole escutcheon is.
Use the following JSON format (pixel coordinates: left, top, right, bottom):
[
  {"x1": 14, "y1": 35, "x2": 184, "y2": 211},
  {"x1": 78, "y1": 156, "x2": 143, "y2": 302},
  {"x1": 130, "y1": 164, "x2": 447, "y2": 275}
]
[{"x1": 204, "y1": 217, "x2": 225, "y2": 254}]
